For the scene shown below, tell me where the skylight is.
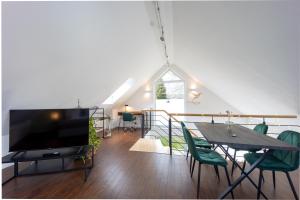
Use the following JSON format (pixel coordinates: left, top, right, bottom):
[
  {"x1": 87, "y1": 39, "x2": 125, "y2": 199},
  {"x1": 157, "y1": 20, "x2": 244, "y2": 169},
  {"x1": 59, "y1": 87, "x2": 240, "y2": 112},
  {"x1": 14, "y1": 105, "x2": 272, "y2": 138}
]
[{"x1": 102, "y1": 78, "x2": 134, "y2": 105}]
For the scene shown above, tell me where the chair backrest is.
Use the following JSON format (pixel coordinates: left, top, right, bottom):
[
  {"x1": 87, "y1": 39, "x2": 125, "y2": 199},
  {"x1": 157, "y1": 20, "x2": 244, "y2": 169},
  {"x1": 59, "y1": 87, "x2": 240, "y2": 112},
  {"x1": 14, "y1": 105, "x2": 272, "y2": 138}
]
[
  {"x1": 253, "y1": 123, "x2": 268, "y2": 135},
  {"x1": 180, "y1": 121, "x2": 186, "y2": 128},
  {"x1": 273, "y1": 130, "x2": 300, "y2": 171},
  {"x1": 180, "y1": 122, "x2": 187, "y2": 143},
  {"x1": 183, "y1": 126, "x2": 200, "y2": 160},
  {"x1": 122, "y1": 112, "x2": 134, "y2": 121}
]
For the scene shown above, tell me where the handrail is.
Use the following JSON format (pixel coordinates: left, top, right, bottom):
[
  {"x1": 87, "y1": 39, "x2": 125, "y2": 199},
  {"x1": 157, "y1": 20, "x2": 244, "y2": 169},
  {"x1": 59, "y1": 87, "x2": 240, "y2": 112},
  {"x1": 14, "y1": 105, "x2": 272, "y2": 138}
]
[
  {"x1": 171, "y1": 113, "x2": 297, "y2": 118},
  {"x1": 143, "y1": 109, "x2": 297, "y2": 119},
  {"x1": 182, "y1": 121, "x2": 300, "y2": 127}
]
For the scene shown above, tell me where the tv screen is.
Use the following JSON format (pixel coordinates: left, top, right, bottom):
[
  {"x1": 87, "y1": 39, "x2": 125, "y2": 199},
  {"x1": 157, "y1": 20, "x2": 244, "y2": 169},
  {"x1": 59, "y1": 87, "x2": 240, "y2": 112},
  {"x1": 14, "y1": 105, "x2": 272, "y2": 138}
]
[{"x1": 9, "y1": 109, "x2": 89, "y2": 152}]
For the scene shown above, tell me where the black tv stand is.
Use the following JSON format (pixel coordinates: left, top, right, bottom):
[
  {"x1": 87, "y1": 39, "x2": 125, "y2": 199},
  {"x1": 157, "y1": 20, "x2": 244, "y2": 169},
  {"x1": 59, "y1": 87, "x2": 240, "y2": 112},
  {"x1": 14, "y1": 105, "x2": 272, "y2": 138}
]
[
  {"x1": 42, "y1": 152, "x2": 60, "y2": 158},
  {"x1": 2, "y1": 146, "x2": 94, "y2": 185}
]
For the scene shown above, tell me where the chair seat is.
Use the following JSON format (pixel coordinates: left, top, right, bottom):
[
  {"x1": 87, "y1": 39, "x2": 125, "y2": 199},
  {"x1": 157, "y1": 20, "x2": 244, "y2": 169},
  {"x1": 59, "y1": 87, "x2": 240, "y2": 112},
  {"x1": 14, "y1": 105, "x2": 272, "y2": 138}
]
[
  {"x1": 123, "y1": 116, "x2": 136, "y2": 122},
  {"x1": 193, "y1": 137, "x2": 212, "y2": 148},
  {"x1": 196, "y1": 148, "x2": 227, "y2": 167},
  {"x1": 244, "y1": 153, "x2": 295, "y2": 172}
]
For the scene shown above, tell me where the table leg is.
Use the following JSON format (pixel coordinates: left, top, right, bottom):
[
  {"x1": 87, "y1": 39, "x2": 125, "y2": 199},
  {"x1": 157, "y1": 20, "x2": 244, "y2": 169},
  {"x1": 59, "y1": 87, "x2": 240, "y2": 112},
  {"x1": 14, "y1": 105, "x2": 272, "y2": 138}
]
[
  {"x1": 14, "y1": 161, "x2": 19, "y2": 177},
  {"x1": 218, "y1": 145, "x2": 271, "y2": 199},
  {"x1": 141, "y1": 114, "x2": 145, "y2": 138},
  {"x1": 118, "y1": 117, "x2": 121, "y2": 132},
  {"x1": 84, "y1": 155, "x2": 87, "y2": 182},
  {"x1": 62, "y1": 158, "x2": 65, "y2": 171}
]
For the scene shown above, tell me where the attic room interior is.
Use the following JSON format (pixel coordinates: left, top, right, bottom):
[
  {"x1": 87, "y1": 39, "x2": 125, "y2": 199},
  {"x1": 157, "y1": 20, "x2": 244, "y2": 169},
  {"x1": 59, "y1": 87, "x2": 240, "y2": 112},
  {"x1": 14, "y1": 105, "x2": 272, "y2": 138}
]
[{"x1": 1, "y1": 0, "x2": 300, "y2": 199}]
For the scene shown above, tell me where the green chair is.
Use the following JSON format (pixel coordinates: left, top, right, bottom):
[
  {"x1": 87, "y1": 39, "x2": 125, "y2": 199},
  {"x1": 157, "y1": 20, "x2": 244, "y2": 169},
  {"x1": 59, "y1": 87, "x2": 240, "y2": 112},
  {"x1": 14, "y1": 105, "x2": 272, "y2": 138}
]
[
  {"x1": 122, "y1": 112, "x2": 136, "y2": 132},
  {"x1": 180, "y1": 122, "x2": 213, "y2": 175},
  {"x1": 180, "y1": 122, "x2": 212, "y2": 159},
  {"x1": 228, "y1": 123, "x2": 268, "y2": 175},
  {"x1": 244, "y1": 130, "x2": 300, "y2": 199},
  {"x1": 183, "y1": 126, "x2": 234, "y2": 199}
]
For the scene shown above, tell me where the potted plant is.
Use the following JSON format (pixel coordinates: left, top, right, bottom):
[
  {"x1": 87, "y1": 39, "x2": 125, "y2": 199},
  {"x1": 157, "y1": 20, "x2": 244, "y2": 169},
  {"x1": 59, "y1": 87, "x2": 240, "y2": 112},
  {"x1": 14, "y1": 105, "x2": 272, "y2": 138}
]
[{"x1": 88, "y1": 118, "x2": 101, "y2": 157}]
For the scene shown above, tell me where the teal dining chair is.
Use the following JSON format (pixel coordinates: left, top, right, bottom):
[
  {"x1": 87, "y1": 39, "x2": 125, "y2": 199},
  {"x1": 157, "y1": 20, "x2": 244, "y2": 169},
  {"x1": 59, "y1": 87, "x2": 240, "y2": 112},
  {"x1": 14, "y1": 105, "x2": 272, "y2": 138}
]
[
  {"x1": 181, "y1": 122, "x2": 212, "y2": 158},
  {"x1": 244, "y1": 130, "x2": 300, "y2": 199},
  {"x1": 122, "y1": 112, "x2": 136, "y2": 132},
  {"x1": 183, "y1": 126, "x2": 234, "y2": 199},
  {"x1": 180, "y1": 122, "x2": 213, "y2": 176},
  {"x1": 228, "y1": 123, "x2": 268, "y2": 175}
]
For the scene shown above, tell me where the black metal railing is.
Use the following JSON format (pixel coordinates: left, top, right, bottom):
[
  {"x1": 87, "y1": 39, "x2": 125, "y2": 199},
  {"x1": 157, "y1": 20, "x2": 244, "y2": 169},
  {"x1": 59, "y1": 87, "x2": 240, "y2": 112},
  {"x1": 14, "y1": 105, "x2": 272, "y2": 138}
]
[{"x1": 140, "y1": 109, "x2": 299, "y2": 156}]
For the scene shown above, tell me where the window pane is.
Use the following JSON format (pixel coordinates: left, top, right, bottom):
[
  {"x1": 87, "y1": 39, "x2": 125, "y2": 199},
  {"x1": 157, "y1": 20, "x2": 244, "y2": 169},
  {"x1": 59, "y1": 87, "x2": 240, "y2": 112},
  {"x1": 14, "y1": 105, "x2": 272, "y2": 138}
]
[{"x1": 164, "y1": 82, "x2": 184, "y2": 99}]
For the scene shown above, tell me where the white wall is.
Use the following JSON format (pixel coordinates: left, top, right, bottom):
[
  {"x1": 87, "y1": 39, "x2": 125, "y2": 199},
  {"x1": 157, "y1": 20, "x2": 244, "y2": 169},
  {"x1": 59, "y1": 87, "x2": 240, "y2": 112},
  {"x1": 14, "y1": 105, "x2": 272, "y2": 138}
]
[
  {"x1": 121, "y1": 65, "x2": 240, "y2": 115},
  {"x1": 2, "y1": 2, "x2": 165, "y2": 156},
  {"x1": 298, "y1": 1, "x2": 300, "y2": 115}
]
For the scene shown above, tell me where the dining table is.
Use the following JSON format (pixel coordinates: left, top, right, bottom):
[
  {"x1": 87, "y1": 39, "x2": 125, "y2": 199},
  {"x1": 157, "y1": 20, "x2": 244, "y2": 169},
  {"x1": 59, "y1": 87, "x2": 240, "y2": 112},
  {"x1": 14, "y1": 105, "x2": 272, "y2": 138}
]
[{"x1": 194, "y1": 122, "x2": 300, "y2": 199}]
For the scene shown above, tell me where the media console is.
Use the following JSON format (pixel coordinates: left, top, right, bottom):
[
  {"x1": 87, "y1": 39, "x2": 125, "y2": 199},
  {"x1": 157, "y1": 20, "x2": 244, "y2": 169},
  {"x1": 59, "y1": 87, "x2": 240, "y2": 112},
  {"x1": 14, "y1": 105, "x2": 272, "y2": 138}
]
[{"x1": 2, "y1": 145, "x2": 94, "y2": 185}]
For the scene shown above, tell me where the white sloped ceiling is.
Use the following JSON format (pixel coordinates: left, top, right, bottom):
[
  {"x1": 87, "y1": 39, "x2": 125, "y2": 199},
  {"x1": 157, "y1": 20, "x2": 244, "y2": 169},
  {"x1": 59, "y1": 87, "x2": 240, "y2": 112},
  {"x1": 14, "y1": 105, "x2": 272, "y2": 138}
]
[
  {"x1": 2, "y1": 1, "x2": 167, "y2": 136},
  {"x1": 2, "y1": 1, "x2": 165, "y2": 110},
  {"x1": 173, "y1": 1, "x2": 300, "y2": 115}
]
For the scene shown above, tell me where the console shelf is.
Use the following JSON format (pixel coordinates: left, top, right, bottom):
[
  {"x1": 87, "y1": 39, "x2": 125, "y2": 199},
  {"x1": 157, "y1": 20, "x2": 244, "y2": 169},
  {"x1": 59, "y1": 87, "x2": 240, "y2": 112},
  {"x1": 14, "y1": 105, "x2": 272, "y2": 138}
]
[{"x1": 2, "y1": 146, "x2": 93, "y2": 185}]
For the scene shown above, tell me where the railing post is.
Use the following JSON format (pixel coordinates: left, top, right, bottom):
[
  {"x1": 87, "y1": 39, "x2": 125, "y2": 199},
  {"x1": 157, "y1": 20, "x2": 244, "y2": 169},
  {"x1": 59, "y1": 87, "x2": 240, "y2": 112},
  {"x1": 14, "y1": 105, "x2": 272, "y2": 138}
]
[
  {"x1": 169, "y1": 117, "x2": 172, "y2": 155},
  {"x1": 141, "y1": 113, "x2": 145, "y2": 138},
  {"x1": 150, "y1": 110, "x2": 152, "y2": 130}
]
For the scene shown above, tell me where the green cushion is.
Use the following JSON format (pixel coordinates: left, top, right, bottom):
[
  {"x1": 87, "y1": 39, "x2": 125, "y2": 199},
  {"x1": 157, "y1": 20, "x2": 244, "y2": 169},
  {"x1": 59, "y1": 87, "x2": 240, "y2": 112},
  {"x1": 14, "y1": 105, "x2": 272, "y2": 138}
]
[
  {"x1": 182, "y1": 125, "x2": 227, "y2": 167},
  {"x1": 181, "y1": 122, "x2": 212, "y2": 148},
  {"x1": 193, "y1": 137, "x2": 212, "y2": 148},
  {"x1": 253, "y1": 123, "x2": 268, "y2": 135},
  {"x1": 122, "y1": 112, "x2": 135, "y2": 121},
  {"x1": 196, "y1": 148, "x2": 227, "y2": 167},
  {"x1": 244, "y1": 153, "x2": 295, "y2": 172},
  {"x1": 244, "y1": 130, "x2": 300, "y2": 172},
  {"x1": 272, "y1": 131, "x2": 300, "y2": 171}
]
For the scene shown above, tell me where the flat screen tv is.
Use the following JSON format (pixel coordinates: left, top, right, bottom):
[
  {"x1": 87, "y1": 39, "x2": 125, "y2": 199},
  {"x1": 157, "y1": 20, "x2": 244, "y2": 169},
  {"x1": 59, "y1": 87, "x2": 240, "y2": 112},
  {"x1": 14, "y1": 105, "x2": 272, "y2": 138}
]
[{"x1": 9, "y1": 108, "x2": 89, "y2": 152}]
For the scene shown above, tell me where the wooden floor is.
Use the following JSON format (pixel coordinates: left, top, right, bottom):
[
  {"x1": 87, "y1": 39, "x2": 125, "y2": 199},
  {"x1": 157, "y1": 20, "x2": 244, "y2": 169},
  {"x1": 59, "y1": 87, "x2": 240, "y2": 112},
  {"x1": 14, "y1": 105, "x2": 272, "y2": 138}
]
[{"x1": 2, "y1": 130, "x2": 299, "y2": 199}]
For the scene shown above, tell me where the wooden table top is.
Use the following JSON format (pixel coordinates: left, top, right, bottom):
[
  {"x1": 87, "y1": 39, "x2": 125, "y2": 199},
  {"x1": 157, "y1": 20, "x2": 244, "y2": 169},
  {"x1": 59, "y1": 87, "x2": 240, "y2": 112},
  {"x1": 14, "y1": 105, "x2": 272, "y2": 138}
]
[
  {"x1": 195, "y1": 122, "x2": 300, "y2": 151},
  {"x1": 118, "y1": 111, "x2": 143, "y2": 116}
]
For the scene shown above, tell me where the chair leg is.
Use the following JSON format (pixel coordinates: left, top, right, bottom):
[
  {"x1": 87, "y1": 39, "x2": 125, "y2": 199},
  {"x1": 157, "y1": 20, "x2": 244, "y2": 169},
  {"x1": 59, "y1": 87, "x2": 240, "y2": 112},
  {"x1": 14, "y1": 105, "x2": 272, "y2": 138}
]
[
  {"x1": 190, "y1": 156, "x2": 193, "y2": 173},
  {"x1": 191, "y1": 159, "x2": 196, "y2": 177},
  {"x1": 214, "y1": 165, "x2": 220, "y2": 181},
  {"x1": 257, "y1": 169, "x2": 263, "y2": 199},
  {"x1": 224, "y1": 166, "x2": 234, "y2": 199},
  {"x1": 118, "y1": 119, "x2": 121, "y2": 132},
  {"x1": 241, "y1": 160, "x2": 246, "y2": 175},
  {"x1": 272, "y1": 171, "x2": 276, "y2": 189},
  {"x1": 286, "y1": 172, "x2": 299, "y2": 200},
  {"x1": 186, "y1": 149, "x2": 189, "y2": 160},
  {"x1": 231, "y1": 150, "x2": 237, "y2": 176},
  {"x1": 197, "y1": 162, "x2": 202, "y2": 199}
]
